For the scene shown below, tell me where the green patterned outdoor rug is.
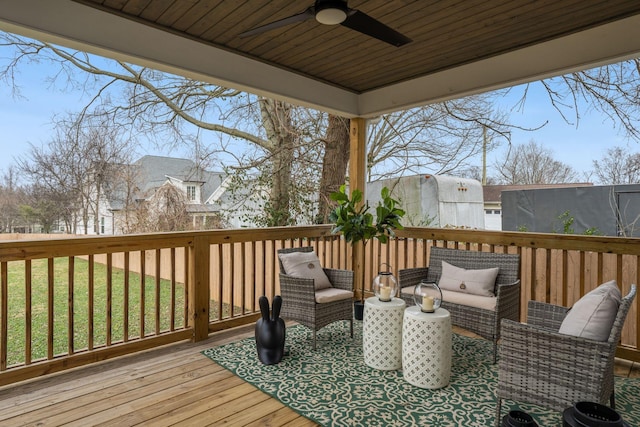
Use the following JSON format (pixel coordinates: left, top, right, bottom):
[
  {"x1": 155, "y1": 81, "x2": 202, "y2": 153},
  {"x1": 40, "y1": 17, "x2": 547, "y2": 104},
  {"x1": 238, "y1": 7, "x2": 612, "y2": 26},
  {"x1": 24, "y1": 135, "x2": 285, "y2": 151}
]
[{"x1": 202, "y1": 323, "x2": 640, "y2": 426}]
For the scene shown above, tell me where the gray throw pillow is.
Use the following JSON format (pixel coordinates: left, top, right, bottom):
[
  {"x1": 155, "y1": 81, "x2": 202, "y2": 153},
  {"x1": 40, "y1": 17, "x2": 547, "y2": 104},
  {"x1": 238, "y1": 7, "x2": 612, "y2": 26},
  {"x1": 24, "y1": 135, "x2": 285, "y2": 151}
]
[
  {"x1": 278, "y1": 251, "x2": 332, "y2": 290},
  {"x1": 558, "y1": 280, "x2": 621, "y2": 341},
  {"x1": 438, "y1": 260, "x2": 499, "y2": 297}
]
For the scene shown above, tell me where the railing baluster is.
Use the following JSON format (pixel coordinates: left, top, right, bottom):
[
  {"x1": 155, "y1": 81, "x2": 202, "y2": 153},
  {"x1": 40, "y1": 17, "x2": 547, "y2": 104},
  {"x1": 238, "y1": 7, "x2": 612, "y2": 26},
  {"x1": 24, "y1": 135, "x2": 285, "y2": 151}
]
[
  {"x1": 270, "y1": 240, "x2": 276, "y2": 300},
  {"x1": 170, "y1": 247, "x2": 176, "y2": 331},
  {"x1": 140, "y1": 250, "x2": 145, "y2": 339},
  {"x1": 240, "y1": 242, "x2": 246, "y2": 315},
  {"x1": 1, "y1": 261, "x2": 7, "y2": 371},
  {"x1": 599, "y1": 252, "x2": 606, "y2": 284},
  {"x1": 616, "y1": 252, "x2": 624, "y2": 287},
  {"x1": 232, "y1": 243, "x2": 237, "y2": 318},
  {"x1": 124, "y1": 252, "x2": 129, "y2": 342},
  {"x1": 47, "y1": 258, "x2": 54, "y2": 360},
  {"x1": 68, "y1": 256, "x2": 74, "y2": 355},
  {"x1": 155, "y1": 249, "x2": 161, "y2": 335},
  {"x1": 25, "y1": 260, "x2": 32, "y2": 365},
  {"x1": 545, "y1": 249, "x2": 552, "y2": 303},
  {"x1": 250, "y1": 241, "x2": 256, "y2": 312},
  {"x1": 532, "y1": 248, "x2": 542, "y2": 301},
  {"x1": 215, "y1": 244, "x2": 223, "y2": 321},
  {"x1": 106, "y1": 253, "x2": 112, "y2": 346},
  {"x1": 391, "y1": 238, "x2": 397, "y2": 272},
  {"x1": 88, "y1": 255, "x2": 94, "y2": 351},
  {"x1": 183, "y1": 245, "x2": 189, "y2": 328},
  {"x1": 260, "y1": 240, "x2": 266, "y2": 300}
]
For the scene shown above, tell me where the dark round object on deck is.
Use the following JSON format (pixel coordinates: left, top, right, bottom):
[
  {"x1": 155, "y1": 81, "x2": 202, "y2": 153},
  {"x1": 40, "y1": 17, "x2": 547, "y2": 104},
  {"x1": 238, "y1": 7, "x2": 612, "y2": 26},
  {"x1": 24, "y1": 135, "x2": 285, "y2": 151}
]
[
  {"x1": 501, "y1": 410, "x2": 538, "y2": 427},
  {"x1": 563, "y1": 401, "x2": 629, "y2": 427},
  {"x1": 255, "y1": 295, "x2": 286, "y2": 365}
]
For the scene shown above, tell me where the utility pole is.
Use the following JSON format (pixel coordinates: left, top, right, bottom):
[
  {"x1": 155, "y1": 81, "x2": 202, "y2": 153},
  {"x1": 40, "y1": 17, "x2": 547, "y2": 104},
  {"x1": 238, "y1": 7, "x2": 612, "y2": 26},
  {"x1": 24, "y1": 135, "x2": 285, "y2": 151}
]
[{"x1": 482, "y1": 126, "x2": 487, "y2": 185}]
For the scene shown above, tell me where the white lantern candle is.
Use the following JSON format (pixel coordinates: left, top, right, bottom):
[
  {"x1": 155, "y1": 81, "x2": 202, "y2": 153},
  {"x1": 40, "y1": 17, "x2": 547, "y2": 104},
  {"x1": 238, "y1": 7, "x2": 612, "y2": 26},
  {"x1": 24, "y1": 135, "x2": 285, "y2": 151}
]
[
  {"x1": 421, "y1": 295, "x2": 434, "y2": 312},
  {"x1": 379, "y1": 286, "x2": 392, "y2": 301}
]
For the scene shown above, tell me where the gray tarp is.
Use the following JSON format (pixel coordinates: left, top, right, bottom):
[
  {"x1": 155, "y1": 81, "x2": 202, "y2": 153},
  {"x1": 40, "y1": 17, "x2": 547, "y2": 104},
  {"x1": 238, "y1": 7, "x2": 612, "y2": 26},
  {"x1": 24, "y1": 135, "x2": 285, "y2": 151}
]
[{"x1": 501, "y1": 185, "x2": 640, "y2": 236}]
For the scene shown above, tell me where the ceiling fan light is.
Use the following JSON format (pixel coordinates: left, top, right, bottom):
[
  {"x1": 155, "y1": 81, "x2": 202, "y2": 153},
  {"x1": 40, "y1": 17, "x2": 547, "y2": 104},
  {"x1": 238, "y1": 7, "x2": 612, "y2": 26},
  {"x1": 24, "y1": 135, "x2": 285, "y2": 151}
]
[{"x1": 315, "y1": 1, "x2": 347, "y2": 25}]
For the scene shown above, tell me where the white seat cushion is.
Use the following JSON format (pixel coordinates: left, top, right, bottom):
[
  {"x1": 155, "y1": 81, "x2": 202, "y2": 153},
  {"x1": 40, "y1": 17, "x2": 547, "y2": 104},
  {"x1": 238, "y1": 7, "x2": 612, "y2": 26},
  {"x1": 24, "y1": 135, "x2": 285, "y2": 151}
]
[
  {"x1": 278, "y1": 250, "x2": 332, "y2": 290},
  {"x1": 315, "y1": 288, "x2": 354, "y2": 304},
  {"x1": 400, "y1": 286, "x2": 497, "y2": 311},
  {"x1": 438, "y1": 261, "x2": 499, "y2": 297},
  {"x1": 440, "y1": 289, "x2": 497, "y2": 311},
  {"x1": 558, "y1": 280, "x2": 621, "y2": 341}
]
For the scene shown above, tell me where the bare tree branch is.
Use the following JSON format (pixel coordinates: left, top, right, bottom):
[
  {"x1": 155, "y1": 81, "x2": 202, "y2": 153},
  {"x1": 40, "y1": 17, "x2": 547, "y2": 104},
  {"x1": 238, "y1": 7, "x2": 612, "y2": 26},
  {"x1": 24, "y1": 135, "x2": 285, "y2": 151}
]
[{"x1": 493, "y1": 140, "x2": 579, "y2": 184}]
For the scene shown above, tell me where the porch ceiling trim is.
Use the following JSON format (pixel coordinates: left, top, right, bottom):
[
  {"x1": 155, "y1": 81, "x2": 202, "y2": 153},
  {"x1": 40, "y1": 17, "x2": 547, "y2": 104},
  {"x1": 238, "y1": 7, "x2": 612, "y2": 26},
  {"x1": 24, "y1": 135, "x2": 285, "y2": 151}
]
[{"x1": 360, "y1": 14, "x2": 640, "y2": 117}]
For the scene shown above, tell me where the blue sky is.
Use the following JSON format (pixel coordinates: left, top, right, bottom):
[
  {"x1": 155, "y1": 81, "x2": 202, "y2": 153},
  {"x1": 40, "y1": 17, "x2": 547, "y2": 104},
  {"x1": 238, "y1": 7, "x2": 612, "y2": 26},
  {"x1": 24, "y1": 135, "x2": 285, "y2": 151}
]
[
  {"x1": 0, "y1": 50, "x2": 634, "y2": 181},
  {"x1": 0, "y1": 59, "x2": 188, "y2": 174},
  {"x1": 491, "y1": 83, "x2": 631, "y2": 178}
]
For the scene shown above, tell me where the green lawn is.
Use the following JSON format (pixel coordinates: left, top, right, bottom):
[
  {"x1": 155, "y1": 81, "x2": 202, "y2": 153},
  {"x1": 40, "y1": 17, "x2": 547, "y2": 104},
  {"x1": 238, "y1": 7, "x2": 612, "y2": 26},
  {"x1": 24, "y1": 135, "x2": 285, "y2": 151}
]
[{"x1": 5, "y1": 257, "x2": 187, "y2": 366}]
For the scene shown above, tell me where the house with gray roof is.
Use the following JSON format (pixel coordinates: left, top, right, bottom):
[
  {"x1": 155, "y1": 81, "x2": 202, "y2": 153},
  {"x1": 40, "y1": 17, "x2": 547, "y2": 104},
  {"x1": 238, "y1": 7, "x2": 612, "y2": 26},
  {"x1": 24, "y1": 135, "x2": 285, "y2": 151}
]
[{"x1": 80, "y1": 155, "x2": 257, "y2": 235}]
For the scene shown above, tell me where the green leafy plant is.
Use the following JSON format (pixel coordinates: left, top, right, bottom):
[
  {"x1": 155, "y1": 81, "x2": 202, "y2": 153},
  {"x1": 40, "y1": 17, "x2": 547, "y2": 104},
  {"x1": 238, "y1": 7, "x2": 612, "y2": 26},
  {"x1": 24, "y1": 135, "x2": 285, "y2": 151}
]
[
  {"x1": 584, "y1": 227, "x2": 601, "y2": 236},
  {"x1": 329, "y1": 184, "x2": 405, "y2": 302},
  {"x1": 555, "y1": 210, "x2": 600, "y2": 235},
  {"x1": 558, "y1": 210, "x2": 575, "y2": 234}
]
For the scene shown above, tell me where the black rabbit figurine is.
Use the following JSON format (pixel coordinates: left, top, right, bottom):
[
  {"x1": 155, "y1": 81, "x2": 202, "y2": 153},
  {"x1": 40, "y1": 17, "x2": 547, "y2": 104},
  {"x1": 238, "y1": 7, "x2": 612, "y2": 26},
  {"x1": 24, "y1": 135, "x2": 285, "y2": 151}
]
[{"x1": 255, "y1": 295, "x2": 286, "y2": 365}]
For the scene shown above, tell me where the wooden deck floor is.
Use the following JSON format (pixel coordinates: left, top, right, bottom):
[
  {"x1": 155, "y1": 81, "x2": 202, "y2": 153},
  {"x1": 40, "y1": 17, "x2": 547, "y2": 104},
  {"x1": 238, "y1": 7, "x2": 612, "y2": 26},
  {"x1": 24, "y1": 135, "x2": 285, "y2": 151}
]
[{"x1": 0, "y1": 324, "x2": 638, "y2": 427}]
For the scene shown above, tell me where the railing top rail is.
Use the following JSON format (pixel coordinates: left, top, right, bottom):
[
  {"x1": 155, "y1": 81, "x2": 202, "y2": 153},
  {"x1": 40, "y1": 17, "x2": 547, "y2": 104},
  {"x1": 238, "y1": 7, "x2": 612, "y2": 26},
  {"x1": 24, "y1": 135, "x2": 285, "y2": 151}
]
[
  {"x1": 203, "y1": 225, "x2": 334, "y2": 245},
  {"x1": 398, "y1": 227, "x2": 640, "y2": 255},
  {"x1": 2, "y1": 225, "x2": 640, "y2": 262},
  {"x1": 0, "y1": 234, "x2": 194, "y2": 261},
  {"x1": 0, "y1": 225, "x2": 336, "y2": 262}
]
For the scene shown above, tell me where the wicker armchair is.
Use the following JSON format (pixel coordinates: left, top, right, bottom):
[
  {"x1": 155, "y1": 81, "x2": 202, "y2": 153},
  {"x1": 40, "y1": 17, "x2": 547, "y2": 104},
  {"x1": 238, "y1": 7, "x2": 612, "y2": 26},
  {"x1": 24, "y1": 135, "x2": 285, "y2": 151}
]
[
  {"x1": 277, "y1": 247, "x2": 354, "y2": 350},
  {"x1": 495, "y1": 284, "x2": 637, "y2": 426},
  {"x1": 399, "y1": 247, "x2": 521, "y2": 363}
]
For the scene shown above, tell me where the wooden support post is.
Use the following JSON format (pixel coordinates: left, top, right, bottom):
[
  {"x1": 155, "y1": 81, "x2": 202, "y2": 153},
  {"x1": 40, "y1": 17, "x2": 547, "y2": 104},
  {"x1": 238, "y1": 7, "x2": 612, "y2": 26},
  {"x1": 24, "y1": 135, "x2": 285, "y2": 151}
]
[
  {"x1": 190, "y1": 235, "x2": 210, "y2": 342},
  {"x1": 349, "y1": 118, "x2": 367, "y2": 299}
]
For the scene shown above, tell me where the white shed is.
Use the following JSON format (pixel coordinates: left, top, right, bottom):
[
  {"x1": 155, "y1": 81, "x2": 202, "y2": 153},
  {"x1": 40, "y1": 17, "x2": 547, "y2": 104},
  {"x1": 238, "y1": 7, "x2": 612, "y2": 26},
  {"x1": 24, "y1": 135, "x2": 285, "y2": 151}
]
[{"x1": 366, "y1": 175, "x2": 485, "y2": 229}]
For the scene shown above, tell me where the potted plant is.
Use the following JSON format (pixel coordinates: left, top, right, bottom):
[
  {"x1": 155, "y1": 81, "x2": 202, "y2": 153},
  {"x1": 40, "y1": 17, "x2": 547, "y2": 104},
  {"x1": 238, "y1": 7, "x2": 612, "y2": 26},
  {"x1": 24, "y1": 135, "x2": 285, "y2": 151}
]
[{"x1": 329, "y1": 184, "x2": 405, "y2": 320}]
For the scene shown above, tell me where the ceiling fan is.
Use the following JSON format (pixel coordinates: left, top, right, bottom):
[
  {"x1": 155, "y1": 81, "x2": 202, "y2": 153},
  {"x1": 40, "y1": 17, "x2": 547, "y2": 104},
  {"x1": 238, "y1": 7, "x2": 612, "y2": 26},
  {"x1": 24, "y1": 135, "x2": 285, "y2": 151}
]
[{"x1": 239, "y1": 0, "x2": 412, "y2": 47}]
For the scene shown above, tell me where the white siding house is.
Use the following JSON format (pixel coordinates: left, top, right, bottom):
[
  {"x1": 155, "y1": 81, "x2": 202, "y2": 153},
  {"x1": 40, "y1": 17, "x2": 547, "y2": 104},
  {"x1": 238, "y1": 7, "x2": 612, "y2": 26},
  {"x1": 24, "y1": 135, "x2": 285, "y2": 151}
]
[{"x1": 78, "y1": 155, "x2": 261, "y2": 234}]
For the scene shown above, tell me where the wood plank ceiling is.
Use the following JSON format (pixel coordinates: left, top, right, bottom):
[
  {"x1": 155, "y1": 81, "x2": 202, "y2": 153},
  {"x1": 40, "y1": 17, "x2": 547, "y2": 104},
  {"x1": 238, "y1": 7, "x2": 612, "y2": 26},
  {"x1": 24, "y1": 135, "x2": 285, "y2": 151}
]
[{"x1": 74, "y1": 0, "x2": 640, "y2": 94}]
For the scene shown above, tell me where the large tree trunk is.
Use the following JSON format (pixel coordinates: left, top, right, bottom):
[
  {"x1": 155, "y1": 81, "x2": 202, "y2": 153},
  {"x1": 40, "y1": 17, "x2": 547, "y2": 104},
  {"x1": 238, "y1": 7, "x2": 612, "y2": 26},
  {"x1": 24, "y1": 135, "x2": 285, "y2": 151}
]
[
  {"x1": 259, "y1": 99, "x2": 294, "y2": 226},
  {"x1": 317, "y1": 115, "x2": 350, "y2": 223}
]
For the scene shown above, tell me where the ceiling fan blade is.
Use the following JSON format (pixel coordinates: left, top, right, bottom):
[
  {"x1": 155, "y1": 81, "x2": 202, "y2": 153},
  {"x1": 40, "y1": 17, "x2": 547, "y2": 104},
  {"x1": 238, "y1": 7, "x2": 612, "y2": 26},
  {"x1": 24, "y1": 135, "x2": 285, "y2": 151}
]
[
  {"x1": 239, "y1": 8, "x2": 315, "y2": 38},
  {"x1": 341, "y1": 10, "x2": 412, "y2": 47}
]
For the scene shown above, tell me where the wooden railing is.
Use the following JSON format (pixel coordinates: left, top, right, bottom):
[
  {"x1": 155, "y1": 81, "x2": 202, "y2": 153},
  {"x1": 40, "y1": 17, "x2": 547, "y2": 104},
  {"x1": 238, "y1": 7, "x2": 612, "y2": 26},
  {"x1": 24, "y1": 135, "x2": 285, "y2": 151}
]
[
  {"x1": 0, "y1": 226, "x2": 343, "y2": 386},
  {"x1": 0, "y1": 226, "x2": 638, "y2": 387},
  {"x1": 0, "y1": 233, "x2": 196, "y2": 386}
]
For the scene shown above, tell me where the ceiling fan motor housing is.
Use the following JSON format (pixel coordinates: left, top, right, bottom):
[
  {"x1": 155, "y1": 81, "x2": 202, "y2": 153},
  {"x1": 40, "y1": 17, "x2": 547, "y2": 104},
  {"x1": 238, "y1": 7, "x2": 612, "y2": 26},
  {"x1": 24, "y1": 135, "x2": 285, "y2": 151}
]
[{"x1": 315, "y1": 0, "x2": 348, "y2": 25}]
